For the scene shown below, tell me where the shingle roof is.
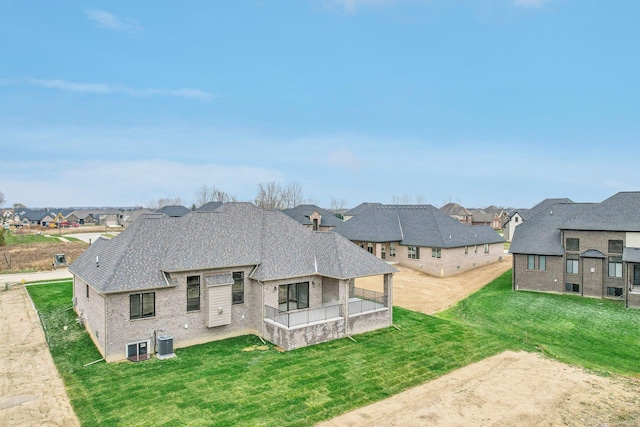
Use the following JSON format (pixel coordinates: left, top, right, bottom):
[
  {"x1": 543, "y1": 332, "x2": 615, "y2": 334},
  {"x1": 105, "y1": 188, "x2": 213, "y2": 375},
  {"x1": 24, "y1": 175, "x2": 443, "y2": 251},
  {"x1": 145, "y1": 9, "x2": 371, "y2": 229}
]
[
  {"x1": 519, "y1": 198, "x2": 574, "y2": 221},
  {"x1": 562, "y1": 192, "x2": 640, "y2": 231},
  {"x1": 333, "y1": 204, "x2": 504, "y2": 248},
  {"x1": 581, "y1": 249, "x2": 606, "y2": 259},
  {"x1": 195, "y1": 202, "x2": 223, "y2": 212},
  {"x1": 154, "y1": 205, "x2": 191, "y2": 217},
  {"x1": 623, "y1": 247, "x2": 640, "y2": 263},
  {"x1": 440, "y1": 203, "x2": 469, "y2": 216},
  {"x1": 509, "y1": 203, "x2": 596, "y2": 256},
  {"x1": 69, "y1": 203, "x2": 396, "y2": 293},
  {"x1": 344, "y1": 202, "x2": 383, "y2": 217},
  {"x1": 282, "y1": 204, "x2": 344, "y2": 228}
]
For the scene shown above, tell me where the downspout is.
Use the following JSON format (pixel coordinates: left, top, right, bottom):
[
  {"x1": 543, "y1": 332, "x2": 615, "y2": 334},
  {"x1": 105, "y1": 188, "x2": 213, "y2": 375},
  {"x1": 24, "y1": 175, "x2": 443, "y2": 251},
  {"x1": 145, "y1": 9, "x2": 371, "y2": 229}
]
[{"x1": 249, "y1": 264, "x2": 266, "y2": 344}]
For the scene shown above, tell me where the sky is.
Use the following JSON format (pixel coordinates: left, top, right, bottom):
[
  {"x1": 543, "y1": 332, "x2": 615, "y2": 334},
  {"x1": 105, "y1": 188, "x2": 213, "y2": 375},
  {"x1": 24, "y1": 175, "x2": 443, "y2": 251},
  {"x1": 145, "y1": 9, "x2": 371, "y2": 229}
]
[{"x1": 1, "y1": 0, "x2": 639, "y2": 210}]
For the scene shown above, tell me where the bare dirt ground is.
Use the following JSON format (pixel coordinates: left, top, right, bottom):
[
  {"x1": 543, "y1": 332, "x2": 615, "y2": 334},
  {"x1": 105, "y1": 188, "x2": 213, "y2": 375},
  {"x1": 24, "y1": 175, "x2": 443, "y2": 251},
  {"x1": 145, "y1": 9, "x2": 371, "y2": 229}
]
[
  {"x1": 355, "y1": 256, "x2": 513, "y2": 315},
  {"x1": 330, "y1": 258, "x2": 640, "y2": 426},
  {"x1": 319, "y1": 350, "x2": 640, "y2": 427},
  {"x1": 0, "y1": 241, "x2": 87, "y2": 274},
  {"x1": 0, "y1": 285, "x2": 79, "y2": 426}
]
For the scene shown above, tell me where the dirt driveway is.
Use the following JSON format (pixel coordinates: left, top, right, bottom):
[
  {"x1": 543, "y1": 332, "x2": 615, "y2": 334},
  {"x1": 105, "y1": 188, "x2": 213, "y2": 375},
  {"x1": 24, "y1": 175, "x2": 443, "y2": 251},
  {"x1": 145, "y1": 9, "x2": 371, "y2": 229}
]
[{"x1": 0, "y1": 285, "x2": 79, "y2": 426}]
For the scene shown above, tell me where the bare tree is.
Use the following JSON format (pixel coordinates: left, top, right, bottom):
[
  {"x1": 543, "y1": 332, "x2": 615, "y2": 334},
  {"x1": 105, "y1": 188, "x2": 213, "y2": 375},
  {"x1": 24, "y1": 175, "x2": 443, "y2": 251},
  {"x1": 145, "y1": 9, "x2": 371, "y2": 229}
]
[
  {"x1": 147, "y1": 197, "x2": 183, "y2": 210},
  {"x1": 391, "y1": 194, "x2": 410, "y2": 204},
  {"x1": 194, "y1": 184, "x2": 234, "y2": 207},
  {"x1": 255, "y1": 182, "x2": 285, "y2": 209},
  {"x1": 13, "y1": 202, "x2": 26, "y2": 210},
  {"x1": 282, "y1": 181, "x2": 304, "y2": 208},
  {"x1": 415, "y1": 194, "x2": 426, "y2": 204},
  {"x1": 330, "y1": 198, "x2": 346, "y2": 211},
  {"x1": 0, "y1": 190, "x2": 5, "y2": 208}
]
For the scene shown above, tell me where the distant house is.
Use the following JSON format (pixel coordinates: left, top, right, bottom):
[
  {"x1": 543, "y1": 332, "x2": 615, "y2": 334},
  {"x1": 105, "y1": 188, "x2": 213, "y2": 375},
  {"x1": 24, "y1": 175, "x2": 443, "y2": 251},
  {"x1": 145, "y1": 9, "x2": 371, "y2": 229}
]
[
  {"x1": 282, "y1": 204, "x2": 344, "y2": 231},
  {"x1": 96, "y1": 208, "x2": 124, "y2": 226},
  {"x1": 510, "y1": 192, "x2": 640, "y2": 309},
  {"x1": 503, "y1": 198, "x2": 573, "y2": 242},
  {"x1": 440, "y1": 203, "x2": 472, "y2": 226},
  {"x1": 16, "y1": 209, "x2": 53, "y2": 227},
  {"x1": 69, "y1": 203, "x2": 396, "y2": 362},
  {"x1": 467, "y1": 209, "x2": 501, "y2": 230},
  {"x1": 121, "y1": 209, "x2": 153, "y2": 228},
  {"x1": 154, "y1": 205, "x2": 191, "y2": 217},
  {"x1": 66, "y1": 210, "x2": 99, "y2": 225},
  {"x1": 333, "y1": 204, "x2": 505, "y2": 278},
  {"x1": 196, "y1": 202, "x2": 223, "y2": 212}
]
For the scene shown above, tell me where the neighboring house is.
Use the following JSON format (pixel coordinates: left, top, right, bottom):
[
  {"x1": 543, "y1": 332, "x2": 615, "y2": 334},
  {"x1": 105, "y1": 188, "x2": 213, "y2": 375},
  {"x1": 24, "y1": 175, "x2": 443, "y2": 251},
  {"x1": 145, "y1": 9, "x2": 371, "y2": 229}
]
[
  {"x1": 333, "y1": 204, "x2": 505, "y2": 278},
  {"x1": 69, "y1": 203, "x2": 396, "y2": 362},
  {"x1": 510, "y1": 192, "x2": 640, "y2": 309},
  {"x1": 154, "y1": 205, "x2": 191, "y2": 217},
  {"x1": 96, "y1": 208, "x2": 124, "y2": 226},
  {"x1": 342, "y1": 203, "x2": 383, "y2": 221},
  {"x1": 17, "y1": 209, "x2": 53, "y2": 227},
  {"x1": 282, "y1": 204, "x2": 344, "y2": 231},
  {"x1": 503, "y1": 198, "x2": 573, "y2": 242},
  {"x1": 121, "y1": 209, "x2": 153, "y2": 228},
  {"x1": 440, "y1": 203, "x2": 472, "y2": 226},
  {"x1": 467, "y1": 209, "x2": 501, "y2": 230},
  {"x1": 66, "y1": 210, "x2": 98, "y2": 225}
]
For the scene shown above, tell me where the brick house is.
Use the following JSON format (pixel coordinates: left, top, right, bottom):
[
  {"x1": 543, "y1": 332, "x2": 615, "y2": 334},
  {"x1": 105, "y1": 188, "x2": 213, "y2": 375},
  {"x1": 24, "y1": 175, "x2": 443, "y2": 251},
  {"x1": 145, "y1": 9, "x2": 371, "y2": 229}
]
[
  {"x1": 69, "y1": 203, "x2": 396, "y2": 362},
  {"x1": 333, "y1": 204, "x2": 505, "y2": 278},
  {"x1": 510, "y1": 192, "x2": 640, "y2": 309}
]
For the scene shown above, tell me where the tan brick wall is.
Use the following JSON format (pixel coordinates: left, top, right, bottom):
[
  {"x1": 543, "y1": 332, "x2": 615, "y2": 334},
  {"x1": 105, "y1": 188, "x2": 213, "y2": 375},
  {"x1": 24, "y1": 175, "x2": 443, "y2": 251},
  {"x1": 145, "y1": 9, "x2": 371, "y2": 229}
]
[
  {"x1": 73, "y1": 275, "x2": 108, "y2": 358},
  {"x1": 513, "y1": 254, "x2": 564, "y2": 293}
]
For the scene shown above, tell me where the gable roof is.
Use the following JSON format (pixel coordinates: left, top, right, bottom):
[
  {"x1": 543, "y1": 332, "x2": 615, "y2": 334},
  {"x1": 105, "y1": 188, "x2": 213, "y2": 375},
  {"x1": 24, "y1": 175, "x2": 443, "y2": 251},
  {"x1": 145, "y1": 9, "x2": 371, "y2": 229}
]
[
  {"x1": 69, "y1": 203, "x2": 396, "y2": 293},
  {"x1": 440, "y1": 203, "x2": 470, "y2": 216},
  {"x1": 281, "y1": 204, "x2": 344, "y2": 228},
  {"x1": 333, "y1": 204, "x2": 504, "y2": 248},
  {"x1": 509, "y1": 203, "x2": 596, "y2": 256}
]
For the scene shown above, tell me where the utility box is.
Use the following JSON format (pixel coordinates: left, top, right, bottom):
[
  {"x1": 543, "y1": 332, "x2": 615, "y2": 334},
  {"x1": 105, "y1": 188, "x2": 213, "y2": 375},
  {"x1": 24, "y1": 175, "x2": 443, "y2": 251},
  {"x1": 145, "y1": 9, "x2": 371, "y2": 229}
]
[
  {"x1": 157, "y1": 335, "x2": 175, "y2": 359},
  {"x1": 53, "y1": 254, "x2": 68, "y2": 268}
]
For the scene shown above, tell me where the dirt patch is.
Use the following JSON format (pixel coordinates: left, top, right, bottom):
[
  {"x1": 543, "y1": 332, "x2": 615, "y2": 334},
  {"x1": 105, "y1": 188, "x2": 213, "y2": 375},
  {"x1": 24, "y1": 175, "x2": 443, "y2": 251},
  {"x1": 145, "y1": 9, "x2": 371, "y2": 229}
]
[
  {"x1": 356, "y1": 256, "x2": 513, "y2": 314},
  {"x1": 0, "y1": 285, "x2": 79, "y2": 426},
  {"x1": 319, "y1": 350, "x2": 640, "y2": 426}
]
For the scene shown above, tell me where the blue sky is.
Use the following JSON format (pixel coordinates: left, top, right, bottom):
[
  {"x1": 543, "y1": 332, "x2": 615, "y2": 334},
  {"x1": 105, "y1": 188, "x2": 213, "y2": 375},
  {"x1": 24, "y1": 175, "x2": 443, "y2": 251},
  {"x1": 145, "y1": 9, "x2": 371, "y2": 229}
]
[{"x1": 1, "y1": 0, "x2": 639, "y2": 209}]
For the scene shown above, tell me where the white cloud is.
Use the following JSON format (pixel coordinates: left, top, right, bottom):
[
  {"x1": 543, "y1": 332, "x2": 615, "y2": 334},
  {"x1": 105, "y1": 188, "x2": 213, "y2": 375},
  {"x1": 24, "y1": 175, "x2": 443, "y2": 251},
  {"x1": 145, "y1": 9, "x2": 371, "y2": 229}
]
[
  {"x1": 86, "y1": 9, "x2": 141, "y2": 32},
  {"x1": 26, "y1": 79, "x2": 214, "y2": 101},
  {"x1": 514, "y1": 0, "x2": 550, "y2": 8}
]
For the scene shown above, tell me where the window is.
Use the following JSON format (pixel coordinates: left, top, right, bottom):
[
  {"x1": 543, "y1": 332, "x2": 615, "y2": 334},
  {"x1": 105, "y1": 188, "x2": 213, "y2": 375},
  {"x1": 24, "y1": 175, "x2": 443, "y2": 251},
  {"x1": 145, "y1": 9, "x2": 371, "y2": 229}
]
[
  {"x1": 474, "y1": 245, "x2": 478, "y2": 254},
  {"x1": 431, "y1": 247, "x2": 441, "y2": 259},
  {"x1": 278, "y1": 282, "x2": 309, "y2": 311},
  {"x1": 607, "y1": 287, "x2": 623, "y2": 297},
  {"x1": 86, "y1": 284, "x2": 89, "y2": 299},
  {"x1": 527, "y1": 255, "x2": 535, "y2": 270},
  {"x1": 367, "y1": 243, "x2": 374, "y2": 254},
  {"x1": 566, "y1": 238, "x2": 579, "y2": 252},
  {"x1": 608, "y1": 240, "x2": 623, "y2": 254},
  {"x1": 233, "y1": 272, "x2": 244, "y2": 304},
  {"x1": 381, "y1": 244, "x2": 386, "y2": 259},
  {"x1": 566, "y1": 255, "x2": 579, "y2": 274},
  {"x1": 408, "y1": 246, "x2": 420, "y2": 259},
  {"x1": 484, "y1": 244, "x2": 489, "y2": 254},
  {"x1": 515, "y1": 217, "x2": 519, "y2": 223},
  {"x1": 389, "y1": 242, "x2": 396, "y2": 257},
  {"x1": 130, "y1": 292, "x2": 155, "y2": 319},
  {"x1": 608, "y1": 256, "x2": 623, "y2": 278},
  {"x1": 464, "y1": 246, "x2": 468, "y2": 255},
  {"x1": 565, "y1": 283, "x2": 580, "y2": 293},
  {"x1": 187, "y1": 276, "x2": 200, "y2": 311},
  {"x1": 312, "y1": 218, "x2": 319, "y2": 231},
  {"x1": 539, "y1": 256, "x2": 546, "y2": 271}
]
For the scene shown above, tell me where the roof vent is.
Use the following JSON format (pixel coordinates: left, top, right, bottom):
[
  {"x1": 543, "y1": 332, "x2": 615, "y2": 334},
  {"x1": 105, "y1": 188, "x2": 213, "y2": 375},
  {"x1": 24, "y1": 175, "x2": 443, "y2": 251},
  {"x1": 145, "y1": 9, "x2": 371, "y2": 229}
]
[{"x1": 96, "y1": 256, "x2": 99, "y2": 268}]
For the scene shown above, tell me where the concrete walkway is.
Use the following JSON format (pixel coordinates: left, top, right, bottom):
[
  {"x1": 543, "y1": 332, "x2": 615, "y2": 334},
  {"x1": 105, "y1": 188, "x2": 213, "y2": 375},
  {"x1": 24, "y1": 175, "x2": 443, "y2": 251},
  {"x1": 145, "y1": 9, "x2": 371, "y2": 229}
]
[{"x1": 0, "y1": 268, "x2": 73, "y2": 287}]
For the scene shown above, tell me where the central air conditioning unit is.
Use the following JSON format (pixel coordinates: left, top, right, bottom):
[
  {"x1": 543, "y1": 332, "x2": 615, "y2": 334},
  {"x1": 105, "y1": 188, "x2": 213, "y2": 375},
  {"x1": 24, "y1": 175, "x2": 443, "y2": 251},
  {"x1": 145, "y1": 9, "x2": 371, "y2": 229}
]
[{"x1": 156, "y1": 335, "x2": 175, "y2": 359}]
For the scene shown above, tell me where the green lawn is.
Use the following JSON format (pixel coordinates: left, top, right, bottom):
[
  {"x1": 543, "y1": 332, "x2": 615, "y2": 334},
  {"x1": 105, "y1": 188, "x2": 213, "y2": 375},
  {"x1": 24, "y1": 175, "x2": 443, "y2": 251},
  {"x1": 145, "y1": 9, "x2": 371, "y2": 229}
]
[
  {"x1": 4, "y1": 230, "x2": 57, "y2": 245},
  {"x1": 439, "y1": 270, "x2": 640, "y2": 376},
  {"x1": 27, "y1": 272, "x2": 640, "y2": 426}
]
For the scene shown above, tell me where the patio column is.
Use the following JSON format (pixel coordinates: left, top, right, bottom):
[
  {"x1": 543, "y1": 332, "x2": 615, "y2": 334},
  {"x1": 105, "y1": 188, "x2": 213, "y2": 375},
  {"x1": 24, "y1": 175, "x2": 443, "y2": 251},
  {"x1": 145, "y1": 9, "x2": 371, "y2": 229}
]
[
  {"x1": 384, "y1": 273, "x2": 393, "y2": 326},
  {"x1": 344, "y1": 279, "x2": 350, "y2": 337}
]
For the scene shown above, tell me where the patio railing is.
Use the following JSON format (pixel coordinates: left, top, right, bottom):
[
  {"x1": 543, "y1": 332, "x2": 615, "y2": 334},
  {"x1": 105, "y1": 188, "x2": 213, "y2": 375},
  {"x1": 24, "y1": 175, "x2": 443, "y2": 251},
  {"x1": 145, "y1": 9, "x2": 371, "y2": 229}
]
[
  {"x1": 265, "y1": 304, "x2": 343, "y2": 328},
  {"x1": 349, "y1": 287, "x2": 388, "y2": 316}
]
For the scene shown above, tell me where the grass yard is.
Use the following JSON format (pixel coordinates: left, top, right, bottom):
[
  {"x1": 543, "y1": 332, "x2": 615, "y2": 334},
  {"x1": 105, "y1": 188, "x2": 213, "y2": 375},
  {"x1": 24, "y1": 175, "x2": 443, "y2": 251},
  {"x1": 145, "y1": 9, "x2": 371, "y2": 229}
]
[
  {"x1": 4, "y1": 229, "x2": 56, "y2": 245},
  {"x1": 28, "y1": 272, "x2": 640, "y2": 426},
  {"x1": 439, "y1": 270, "x2": 640, "y2": 376},
  {"x1": 28, "y1": 281, "x2": 506, "y2": 426}
]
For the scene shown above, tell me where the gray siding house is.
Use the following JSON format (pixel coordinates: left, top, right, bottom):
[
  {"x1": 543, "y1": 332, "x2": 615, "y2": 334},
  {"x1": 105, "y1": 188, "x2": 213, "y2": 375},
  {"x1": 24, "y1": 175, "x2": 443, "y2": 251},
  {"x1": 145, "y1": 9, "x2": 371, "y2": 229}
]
[
  {"x1": 69, "y1": 203, "x2": 396, "y2": 362},
  {"x1": 333, "y1": 204, "x2": 505, "y2": 278},
  {"x1": 510, "y1": 192, "x2": 640, "y2": 309}
]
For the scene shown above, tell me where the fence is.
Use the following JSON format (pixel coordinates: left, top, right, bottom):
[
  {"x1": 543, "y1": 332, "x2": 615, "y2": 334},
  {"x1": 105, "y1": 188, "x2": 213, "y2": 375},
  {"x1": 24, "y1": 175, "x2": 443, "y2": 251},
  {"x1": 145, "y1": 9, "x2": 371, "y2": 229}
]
[
  {"x1": 349, "y1": 287, "x2": 387, "y2": 315},
  {"x1": 265, "y1": 303, "x2": 343, "y2": 328}
]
